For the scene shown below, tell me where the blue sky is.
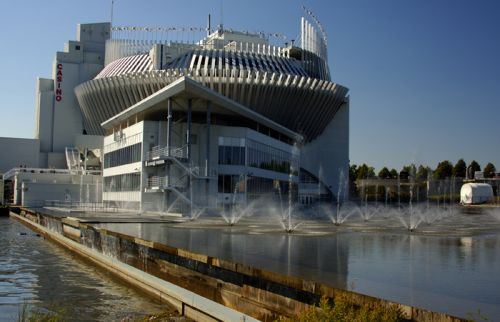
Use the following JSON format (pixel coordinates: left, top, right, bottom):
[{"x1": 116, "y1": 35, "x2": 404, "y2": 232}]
[{"x1": 0, "y1": 0, "x2": 498, "y2": 171}]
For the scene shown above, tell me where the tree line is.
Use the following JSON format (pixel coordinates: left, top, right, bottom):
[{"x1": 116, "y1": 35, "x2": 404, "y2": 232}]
[{"x1": 350, "y1": 160, "x2": 497, "y2": 182}]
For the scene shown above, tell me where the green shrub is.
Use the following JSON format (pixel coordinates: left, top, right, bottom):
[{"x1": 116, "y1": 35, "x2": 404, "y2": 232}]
[
  {"x1": 277, "y1": 295, "x2": 403, "y2": 322},
  {"x1": 17, "y1": 302, "x2": 66, "y2": 322}
]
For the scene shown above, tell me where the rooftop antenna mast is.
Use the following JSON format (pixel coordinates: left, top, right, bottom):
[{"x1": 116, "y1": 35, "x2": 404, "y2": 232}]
[
  {"x1": 220, "y1": 0, "x2": 224, "y2": 32},
  {"x1": 110, "y1": 0, "x2": 115, "y2": 26}
]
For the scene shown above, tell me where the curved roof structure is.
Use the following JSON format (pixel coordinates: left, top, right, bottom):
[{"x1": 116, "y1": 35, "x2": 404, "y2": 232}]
[
  {"x1": 166, "y1": 49, "x2": 309, "y2": 77},
  {"x1": 75, "y1": 68, "x2": 347, "y2": 140},
  {"x1": 75, "y1": 21, "x2": 348, "y2": 142},
  {"x1": 96, "y1": 54, "x2": 152, "y2": 78}
]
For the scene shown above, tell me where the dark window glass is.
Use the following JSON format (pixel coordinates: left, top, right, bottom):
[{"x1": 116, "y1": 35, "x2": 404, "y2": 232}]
[
  {"x1": 104, "y1": 143, "x2": 142, "y2": 169},
  {"x1": 240, "y1": 147, "x2": 246, "y2": 165},
  {"x1": 218, "y1": 175, "x2": 224, "y2": 192},
  {"x1": 218, "y1": 146, "x2": 224, "y2": 165},
  {"x1": 246, "y1": 139, "x2": 295, "y2": 174},
  {"x1": 233, "y1": 147, "x2": 240, "y2": 165},
  {"x1": 224, "y1": 146, "x2": 232, "y2": 165},
  {"x1": 223, "y1": 175, "x2": 232, "y2": 193}
]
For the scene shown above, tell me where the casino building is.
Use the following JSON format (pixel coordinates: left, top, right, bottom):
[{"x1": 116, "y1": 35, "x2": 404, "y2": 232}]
[{"x1": 1, "y1": 14, "x2": 349, "y2": 213}]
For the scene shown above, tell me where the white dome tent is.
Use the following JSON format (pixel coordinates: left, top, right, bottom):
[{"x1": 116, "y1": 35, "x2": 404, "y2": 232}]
[{"x1": 460, "y1": 183, "x2": 493, "y2": 205}]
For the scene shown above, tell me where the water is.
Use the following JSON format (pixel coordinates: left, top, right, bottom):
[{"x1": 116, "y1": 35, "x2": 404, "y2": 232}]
[
  {"x1": 94, "y1": 210, "x2": 500, "y2": 320},
  {"x1": 0, "y1": 217, "x2": 166, "y2": 321}
]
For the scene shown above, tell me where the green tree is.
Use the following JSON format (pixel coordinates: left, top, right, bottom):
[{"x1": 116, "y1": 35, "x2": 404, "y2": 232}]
[
  {"x1": 378, "y1": 167, "x2": 391, "y2": 179},
  {"x1": 356, "y1": 164, "x2": 375, "y2": 180},
  {"x1": 400, "y1": 164, "x2": 416, "y2": 180},
  {"x1": 389, "y1": 169, "x2": 398, "y2": 179},
  {"x1": 402, "y1": 164, "x2": 417, "y2": 176},
  {"x1": 467, "y1": 160, "x2": 481, "y2": 179},
  {"x1": 484, "y1": 163, "x2": 496, "y2": 178},
  {"x1": 452, "y1": 159, "x2": 467, "y2": 178},
  {"x1": 349, "y1": 164, "x2": 358, "y2": 184},
  {"x1": 416, "y1": 165, "x2": 430, "y2": 181},
  {"x1": 433, "y1": 161, "x2": 453, "y2": 180}
]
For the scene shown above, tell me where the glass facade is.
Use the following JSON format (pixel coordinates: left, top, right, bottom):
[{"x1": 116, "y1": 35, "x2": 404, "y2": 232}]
[
  {"x1": 104, "y1": 143, "x2": 142, "y2": 169},
  {"x1": 217, "y1": 136, "x2": 298, "y2": 200},
  {"x1": 218, "y1": 136, "x2": 297, "y2": 175},
  {"x1": 218, "y1": 137, "x2": 245, "y2": 165},
  {"x1": 104, "y1": 173, "x2": 141, "y2": 192},
  {"x1": 247, "y1": 139, "x2": 296, "y2": 174}
]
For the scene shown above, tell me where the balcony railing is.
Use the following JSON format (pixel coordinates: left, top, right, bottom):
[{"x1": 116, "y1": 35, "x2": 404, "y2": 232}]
[
  {"x1": 146, "y1": 145, "x2": 188, "y2": 161},
  {"x1": 146, "y1": 176, "x2": 187, "y2": 191},
  {"x1": 147, "y1": 176, "x2": 166, "y2": 189}
]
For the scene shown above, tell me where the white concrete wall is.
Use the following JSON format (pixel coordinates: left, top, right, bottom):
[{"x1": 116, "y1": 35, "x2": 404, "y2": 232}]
[
  {"x1": 35, "y1": 23, "x2": 109, "y2": 154},
  {"x1": 103, "y1": 121, "x2": 144, "y2": 153},
  {"x1": 47, "y1": 152, "x2": 66, "y2": 169},
  {"x1": 0, "y1": 138, "x2": 40, "y2": 172},
  {"x1": 74, "y1": 134, "x2": 103, "y2": 150},
  {"x1": 301, "y1": 99, "x2": 349, "y2": 199},
  {"x1": 11, "y1": 171, "x2": 101, "y2": 205},
  {"x1": 51, "y1": 60, "x2": 84, "y2": 151},
  {"x1": 34, "y1": 78, "x2": 55, "y2": 152},
  {"x1": 103, "y1": 162, "x2": 142, "y2": 177},
  {"x1": 103, "y1": 122, "x2": 145, "y2": 204},
  {"x1": 21, "y1": 181, "x2": 102, "y2": 207}
]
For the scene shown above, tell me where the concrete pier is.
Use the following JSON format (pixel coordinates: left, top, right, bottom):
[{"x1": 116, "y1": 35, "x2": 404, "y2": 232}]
[{"x1": 10, "y1": 207, "x2": 466, "y2": 322}]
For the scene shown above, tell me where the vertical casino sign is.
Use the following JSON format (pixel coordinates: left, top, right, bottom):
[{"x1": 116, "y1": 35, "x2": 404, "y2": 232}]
[{"x1": 55, "y1": 63, "x2": 63, "y2": 101}]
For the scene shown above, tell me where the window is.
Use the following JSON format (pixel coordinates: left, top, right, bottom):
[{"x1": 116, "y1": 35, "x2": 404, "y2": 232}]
[
  {"x1": 218, "y1": 175, "x2": 244, "y2": 193},
  {"x1": 75, "y1": 45, "x2": 81, "y2": 50},
  {"x1": 104, "y1": 143, "x2": 142, "y2": 169},
  {"x1": 104, "y1": 173, "x2": 141, "y2": 192},
  {"x1": 218, "y1": 137, "x2": 245, "y2": 166},
  {"x1": 246, "y1": 139, "x2": 297, "y2": 174}
]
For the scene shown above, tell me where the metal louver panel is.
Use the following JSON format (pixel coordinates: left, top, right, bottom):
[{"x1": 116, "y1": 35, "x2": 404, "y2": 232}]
[{"x1": 75, "y1": 68, "x2": 348, "y2": 140}]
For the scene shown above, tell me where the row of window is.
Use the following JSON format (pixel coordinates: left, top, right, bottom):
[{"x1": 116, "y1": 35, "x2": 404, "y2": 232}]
[
  {"x1": 217, "y1": 137, "x2": 297, "y2": 175},
  {"x1": 218, "y1": 146, "x2": 246, "y2": 166},
  {"x1": 247, "y1": 139, "x2": 296, "y2": 174},
  {"x1": 104, "y1": 143, "x2": 142, "y2": 169},
  {"x1": 104, "y1": 173, "x2": 141, "y2": 192}
]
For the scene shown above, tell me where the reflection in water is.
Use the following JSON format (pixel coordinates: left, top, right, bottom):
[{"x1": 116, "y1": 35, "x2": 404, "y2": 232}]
[
  {"x1": 113, "y1": 223, "x2": 350, "y2": 289},
  {"x1": 98, "y1": 221, "x2": 500, "y2": 319},
  {"x1": 0, "y1": 218, "x2": 165, "y2": 321}
]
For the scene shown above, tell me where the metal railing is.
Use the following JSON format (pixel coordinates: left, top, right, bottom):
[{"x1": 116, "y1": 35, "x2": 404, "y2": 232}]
[
  {"x1": 147, "y1": 176, "x2": 166, "y2": 189},
  {"x1": 2, "y1": 168, "x2": 102, "y2": 180},
  {"x1": 146, "y1": 176, "x2": 186, "y2": 191},
  {"x1": 25, "y1": 200, "x2": 120, "y2": 212},
  {"x1": 146, "y1": 145, "x2": 188, "y2": 161},
  {"x1": 65, "y1": 147, "x2": 83, "y2": 172}
]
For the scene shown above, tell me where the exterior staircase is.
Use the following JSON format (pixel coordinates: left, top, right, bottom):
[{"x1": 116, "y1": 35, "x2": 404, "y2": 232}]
[{"x1": 144, "y1": 145, "x2": 216, "y2": 209}]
